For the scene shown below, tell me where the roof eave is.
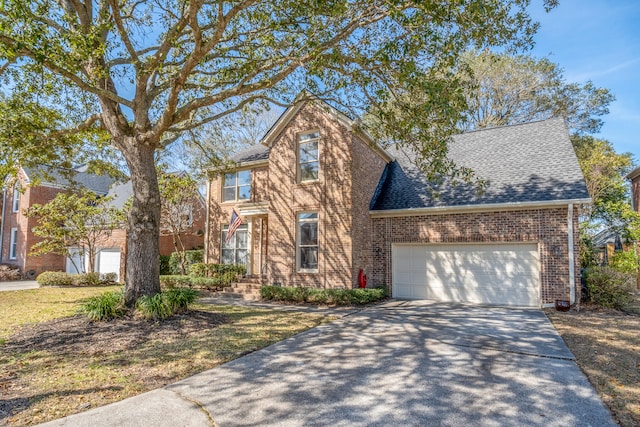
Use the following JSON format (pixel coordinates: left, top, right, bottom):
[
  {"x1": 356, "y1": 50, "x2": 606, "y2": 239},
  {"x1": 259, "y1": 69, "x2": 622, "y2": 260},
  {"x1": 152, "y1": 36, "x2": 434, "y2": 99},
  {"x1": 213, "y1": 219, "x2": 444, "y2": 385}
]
[
  {"x1": 369, "y1": 198, "x2": 593, "y2": 218},
  {"x1": 206, "y1": 159, "x2": 269, "y2": 176},
  {"x1": 626, "y1": 166, "x2": 640, "y2": 181}
]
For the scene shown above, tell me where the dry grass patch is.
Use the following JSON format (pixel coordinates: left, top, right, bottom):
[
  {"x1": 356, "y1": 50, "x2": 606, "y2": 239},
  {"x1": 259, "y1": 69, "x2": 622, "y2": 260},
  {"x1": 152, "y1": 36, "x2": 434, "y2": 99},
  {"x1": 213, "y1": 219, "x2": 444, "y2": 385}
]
[
  {"x1": 0, "y1": 291, "x2": 332, "y2": 426},
  {"x1": 0, "y1": 286, "x2": 122, "y2": 340},
  {"x1": 546, "y1": 305, "x2": 640, "y2": 427}
]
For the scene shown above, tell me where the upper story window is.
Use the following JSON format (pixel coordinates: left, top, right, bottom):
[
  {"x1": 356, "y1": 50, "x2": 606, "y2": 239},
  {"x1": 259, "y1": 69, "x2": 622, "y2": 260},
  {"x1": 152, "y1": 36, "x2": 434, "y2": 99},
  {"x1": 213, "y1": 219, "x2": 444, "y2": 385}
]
[
  {"x1": 223, "y1": 170, "x2": 251, "y2": 202},
  {"x1": 12, "y1": 187, "x2": 20, "y2": 212},
  {"x1": 297, "y1": 212, "x2": 318, "y2": 272},
  {"x1": 298, "y1": 131, "x2": 319, "y2": 182}
]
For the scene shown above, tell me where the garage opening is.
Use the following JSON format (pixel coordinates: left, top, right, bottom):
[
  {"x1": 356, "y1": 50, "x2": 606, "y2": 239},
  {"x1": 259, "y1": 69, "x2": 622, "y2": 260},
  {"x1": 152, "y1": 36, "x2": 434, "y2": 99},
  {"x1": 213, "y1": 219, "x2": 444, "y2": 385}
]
[{"x1": 392, "y1": 243, "x2": 540, "y2": 307}]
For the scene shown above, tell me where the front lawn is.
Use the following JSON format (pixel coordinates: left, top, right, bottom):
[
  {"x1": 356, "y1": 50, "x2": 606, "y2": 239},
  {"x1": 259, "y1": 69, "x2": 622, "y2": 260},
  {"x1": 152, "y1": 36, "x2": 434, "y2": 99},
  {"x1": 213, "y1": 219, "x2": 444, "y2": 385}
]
[
  {"x1": 0, "y1": 287, "x2": 332, "y2": 426},
  {"x1": 546, "y1": 305, "x2": 640, "y2": 427}
]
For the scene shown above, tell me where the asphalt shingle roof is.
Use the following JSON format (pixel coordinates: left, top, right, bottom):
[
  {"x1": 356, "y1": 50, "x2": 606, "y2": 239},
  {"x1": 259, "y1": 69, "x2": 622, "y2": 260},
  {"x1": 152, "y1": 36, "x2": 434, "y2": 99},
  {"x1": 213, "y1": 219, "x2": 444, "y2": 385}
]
[
  {"x1": 231, "y1": 144, "x2": 270, "y2": 163},
  {"x1": 371, "y1": 118, "x2": 590, "y2": 210},
  {"x1": 22, "y1": 165, "x2": 116, "y2": 195}
]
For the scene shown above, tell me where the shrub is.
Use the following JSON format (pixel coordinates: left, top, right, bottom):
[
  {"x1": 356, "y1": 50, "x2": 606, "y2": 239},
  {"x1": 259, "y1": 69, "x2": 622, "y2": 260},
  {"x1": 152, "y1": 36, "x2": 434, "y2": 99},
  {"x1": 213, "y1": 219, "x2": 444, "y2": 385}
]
[
  {"x1": 609, "y1": 250, "x2": 640, "y2": 275},
  {"x1": 137, "y1": 293, "x2": 172, "y2": 320},
  {"x1": 37, "y1": 271, "x2": 75, "y2": 287},
  {"x1": 160, "y1": 275, "x2": 229, "y2": 290},
  {"x1": 37, "y1": 271, "x2": 117, "y2": 287},
  {"x1": 100, "y1": 272, "x2": 118, "y2": 284},
  {"x1": 159, "y1": 255, "x2": 172, "y2": 275},
  {"x1": 584, "y1": 267, "x2": 635, "y2": 310},
  {"x1": 75, "y1": 272, "x2": 101, "y2": 286},
  {"x1": 169, "y1": 250, "x2": 203, "y2": 274},
  {"x1": 189, "y1": 263, "x2": 246, "y2": 279},
  {"x1": 260, "y1": 286, "x2": 388, "y2": 305},
  {"x1": 80, "y1": 289, "x2": 126, "y2": 321},
  {"x1": 0, "y1": 264, "x2": 22, "y2": 281},
  {"x1": 162, "y1": 288, "x2": 199, "y2": 313},
  {"x1": 160, "y1": 275, "x2": 193, "y2": 288}
]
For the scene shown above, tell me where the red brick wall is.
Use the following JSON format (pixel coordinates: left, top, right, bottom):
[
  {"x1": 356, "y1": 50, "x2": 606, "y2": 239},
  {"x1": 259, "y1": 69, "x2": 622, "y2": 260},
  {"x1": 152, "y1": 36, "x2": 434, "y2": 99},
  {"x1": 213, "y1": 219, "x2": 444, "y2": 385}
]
[
  {"x1": 631, "y1": 175, "x2": 640, "y2": 214},
  {"x1": 350, "y1": 135, "x2": 387, "y2": 286},
  {"x1": 0, "y1": 173, "x2": 67, "y2": 275},
  {"x1": 206, "y1": 164, "x2": 269, "y2": 270},
  {"x1": 371, "y1": 207, "x2": 581, "y2": 305},
  {"x1": 265, "y1": 102, "x2": 354, "y2": 288},
  {"x1": 158, "y1": 194, "x2": 206, "y2": 255}
]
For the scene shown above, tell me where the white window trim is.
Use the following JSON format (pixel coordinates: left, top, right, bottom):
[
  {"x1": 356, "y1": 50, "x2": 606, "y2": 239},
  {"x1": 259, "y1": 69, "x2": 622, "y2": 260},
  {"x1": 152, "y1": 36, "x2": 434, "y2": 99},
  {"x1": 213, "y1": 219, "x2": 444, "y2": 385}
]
[
  {"x1": 296, "y1": 212, "x2": 319, "y2": 273},
  {"x1": 222, "y1": 170, "x2": 251, "y2": 202},
  {"x1": 12, "y1": 188, "x2": 20, "y2": 212},
  {"x1": 298, "y1": 131, "x2": 320, "y2": 183},
  {"x1": 9, "y1": 228, "x2": 18, "y2": 259}
]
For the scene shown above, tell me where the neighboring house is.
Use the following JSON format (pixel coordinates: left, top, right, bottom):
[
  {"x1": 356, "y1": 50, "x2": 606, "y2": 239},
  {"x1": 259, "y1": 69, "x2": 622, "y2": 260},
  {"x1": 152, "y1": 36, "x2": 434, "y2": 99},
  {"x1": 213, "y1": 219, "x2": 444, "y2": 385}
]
[
  {"x1": 591, "y1": 229, "x2": 632, "y2": 266},
  {"x1": 0, "y1": 166, "x2": 205, "y2": 280},
  {"x1": 205, "y1": 98, "x2": 591, "y2": 308}
]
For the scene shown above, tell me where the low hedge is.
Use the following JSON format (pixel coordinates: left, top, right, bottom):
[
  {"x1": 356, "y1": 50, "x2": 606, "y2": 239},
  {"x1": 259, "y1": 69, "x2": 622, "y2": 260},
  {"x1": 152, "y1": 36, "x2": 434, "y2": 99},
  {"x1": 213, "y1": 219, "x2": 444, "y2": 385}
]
[
  {"x1": 37, "y1": 271, "x2": 118, "y2": 287},
  {"x1": 260, "y1": 286, "x2": 388, "y2": 305},
  {"x1": 160, "y1": 275, "x2": 227, "y2": 290},
  {"x1": 188, "y1": 263, "x2": 246, "y2": 279}
]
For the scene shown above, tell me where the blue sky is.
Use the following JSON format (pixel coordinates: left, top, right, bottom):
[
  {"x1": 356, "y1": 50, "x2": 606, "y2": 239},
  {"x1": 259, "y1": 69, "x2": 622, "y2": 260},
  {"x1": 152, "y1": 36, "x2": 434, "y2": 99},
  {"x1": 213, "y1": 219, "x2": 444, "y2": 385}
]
[{"x1": 529, "y1": 0, "x2": 639, "y2": 162}]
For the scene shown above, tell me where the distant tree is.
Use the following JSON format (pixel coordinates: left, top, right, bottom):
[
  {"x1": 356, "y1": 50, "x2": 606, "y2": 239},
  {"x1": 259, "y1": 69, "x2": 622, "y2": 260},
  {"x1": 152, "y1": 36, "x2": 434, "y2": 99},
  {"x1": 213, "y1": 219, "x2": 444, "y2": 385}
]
[
  {"x1": 457, "y1": 50, "x2": 614, "y2": 134},
  {"x1": 27, "y1": 190, "x2": 125, "y2": 273},
  {"x1": 166, "y1": 108, "x2": 281, "y2": 177},
  {"x1": 572, "y1": 135, "x2": 640, "y2": 267},
  {"x1": 158, "y1": 170, "x2": 202, "y2": 274}
]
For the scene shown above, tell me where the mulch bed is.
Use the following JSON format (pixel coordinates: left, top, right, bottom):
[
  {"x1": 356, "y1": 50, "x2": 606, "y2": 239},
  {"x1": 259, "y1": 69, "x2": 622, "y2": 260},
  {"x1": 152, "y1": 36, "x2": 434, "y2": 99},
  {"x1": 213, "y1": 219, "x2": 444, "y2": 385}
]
[{"x1": 3, "y1": 310, "x2": 227, "y2": 355}]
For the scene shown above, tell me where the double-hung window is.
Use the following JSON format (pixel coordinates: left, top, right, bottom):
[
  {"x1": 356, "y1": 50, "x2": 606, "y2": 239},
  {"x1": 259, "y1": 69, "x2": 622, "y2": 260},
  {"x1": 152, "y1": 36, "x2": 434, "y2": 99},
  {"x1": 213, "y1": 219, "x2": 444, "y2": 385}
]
[
  {"x1": 12, "y1": 188, "x2": 20, "y2": 212},
  {"x1": 297, "y1": 212, "x2": 318, "y2": 271},
  {"x1": 223, "y1": 170, "x2": 250, "y2": 202},
  {"x1": 9, "y1": 228, "x2": 18, "y2": 259},
  {"x1": 298, "y1": 131, "x2": 319, "y2": 182},
  {"x1": 221, "y1": 224, "x2": 248, "y2": 265}
]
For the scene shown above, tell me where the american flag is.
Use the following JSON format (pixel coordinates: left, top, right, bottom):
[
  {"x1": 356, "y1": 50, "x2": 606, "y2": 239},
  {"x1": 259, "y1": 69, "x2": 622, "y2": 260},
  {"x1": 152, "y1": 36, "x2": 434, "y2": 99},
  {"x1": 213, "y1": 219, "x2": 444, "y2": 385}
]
[{"x1": 225, "y1": 209, "x2": 243, "y2": 244}]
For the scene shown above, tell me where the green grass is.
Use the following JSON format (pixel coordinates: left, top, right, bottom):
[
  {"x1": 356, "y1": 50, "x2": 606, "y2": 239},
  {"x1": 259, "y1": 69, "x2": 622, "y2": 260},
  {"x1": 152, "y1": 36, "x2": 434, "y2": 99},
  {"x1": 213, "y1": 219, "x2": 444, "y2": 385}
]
[{"x1": 0, "y1": 286, "x2": 122, "y2": 339}]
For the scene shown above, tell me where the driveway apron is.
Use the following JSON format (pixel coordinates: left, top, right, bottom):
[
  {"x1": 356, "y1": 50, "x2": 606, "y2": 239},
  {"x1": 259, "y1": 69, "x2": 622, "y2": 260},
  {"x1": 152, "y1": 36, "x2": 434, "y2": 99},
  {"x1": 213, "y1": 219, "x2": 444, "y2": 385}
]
[{"x1": 41, "y1": 300, "x2": 615, "y2": 427}]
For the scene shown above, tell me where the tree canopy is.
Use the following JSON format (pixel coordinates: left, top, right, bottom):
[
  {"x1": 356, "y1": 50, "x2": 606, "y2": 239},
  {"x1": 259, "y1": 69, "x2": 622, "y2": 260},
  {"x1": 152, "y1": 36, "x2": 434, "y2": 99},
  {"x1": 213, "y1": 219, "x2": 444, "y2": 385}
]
[
  {"x1": 1, "y1": 0, "x2": 556, "y2": 304},
  {"x1": 457, "y1": 50, "x2": 614, "y2": 134}
]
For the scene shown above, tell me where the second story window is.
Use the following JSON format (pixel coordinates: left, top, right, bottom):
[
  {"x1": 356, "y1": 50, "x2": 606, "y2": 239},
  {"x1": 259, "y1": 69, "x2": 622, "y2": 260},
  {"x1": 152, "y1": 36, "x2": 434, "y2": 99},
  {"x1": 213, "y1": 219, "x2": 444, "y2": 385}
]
[
  {"x1": 12, "y1": 187, "x2": 20, "y2": 212},
  {"x1": 298, "y1": 131, "x2": 319, "y2": 182},
  {"x1": 223, "y1": 170, "x2": 251, "y2": 202}
]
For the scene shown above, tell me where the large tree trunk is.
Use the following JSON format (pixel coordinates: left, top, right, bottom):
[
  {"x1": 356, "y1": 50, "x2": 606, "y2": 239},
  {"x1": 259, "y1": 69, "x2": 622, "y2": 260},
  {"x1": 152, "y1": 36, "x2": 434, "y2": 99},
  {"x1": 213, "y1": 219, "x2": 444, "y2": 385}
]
[{"x1": 122, "y1": 141, "x2": 161, "y2": 307}]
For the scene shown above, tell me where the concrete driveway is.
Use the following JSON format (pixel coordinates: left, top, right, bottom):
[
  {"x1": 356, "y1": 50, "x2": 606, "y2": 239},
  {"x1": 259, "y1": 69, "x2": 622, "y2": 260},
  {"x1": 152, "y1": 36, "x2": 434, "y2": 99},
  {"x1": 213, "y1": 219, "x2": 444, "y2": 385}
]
[
  {"x1": 42, "y1": 300, "x2": 615, "y2": 427},
  {"x1": 0, "y1": 280, "x2": 38, "y2": 292}
]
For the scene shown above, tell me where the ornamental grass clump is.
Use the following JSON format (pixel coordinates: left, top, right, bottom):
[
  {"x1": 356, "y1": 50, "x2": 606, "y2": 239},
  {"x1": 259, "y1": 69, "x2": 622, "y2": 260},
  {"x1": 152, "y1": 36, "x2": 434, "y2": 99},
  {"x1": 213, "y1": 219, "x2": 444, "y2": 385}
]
[{"x1": 80, "y1": 289, "x2": 126, "y2": 321}]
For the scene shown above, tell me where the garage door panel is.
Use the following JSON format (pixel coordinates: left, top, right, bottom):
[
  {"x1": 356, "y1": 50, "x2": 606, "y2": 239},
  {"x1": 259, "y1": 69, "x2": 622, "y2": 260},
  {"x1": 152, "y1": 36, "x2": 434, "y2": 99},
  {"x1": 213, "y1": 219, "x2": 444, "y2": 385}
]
[
  {"x1": 393, "y1": 243, "x2": 540, "y2": 307},
  {"x1": 98, "y1": 249, "x2": 121, "y2": 281}
]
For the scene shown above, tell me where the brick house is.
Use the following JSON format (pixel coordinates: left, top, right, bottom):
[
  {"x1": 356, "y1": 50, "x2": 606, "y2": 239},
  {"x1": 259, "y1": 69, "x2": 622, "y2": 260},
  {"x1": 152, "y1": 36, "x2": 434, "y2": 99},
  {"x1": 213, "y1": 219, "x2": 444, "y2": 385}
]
[
  {"x1": 205, "y1": 98, "x2": 591, "y2": 308},
  {"x1": 0, "y1": 166, "x2": 205, "y2": 280}
]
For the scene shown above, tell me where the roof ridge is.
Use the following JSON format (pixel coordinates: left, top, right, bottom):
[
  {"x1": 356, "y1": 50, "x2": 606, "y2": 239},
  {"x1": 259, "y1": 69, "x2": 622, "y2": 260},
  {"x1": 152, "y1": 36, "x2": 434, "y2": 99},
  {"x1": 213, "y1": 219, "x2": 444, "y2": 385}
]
[{"x1": 456, "y1": 117, "x2": 564, "y2": 136}]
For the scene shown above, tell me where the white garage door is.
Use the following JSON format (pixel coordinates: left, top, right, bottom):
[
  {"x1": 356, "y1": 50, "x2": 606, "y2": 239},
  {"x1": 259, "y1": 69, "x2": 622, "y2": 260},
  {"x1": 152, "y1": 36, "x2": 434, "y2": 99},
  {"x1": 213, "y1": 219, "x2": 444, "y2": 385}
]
[
  {"x1": 98, "y1": 249, "x2": 121, "y2": 281},
  {"x1": 392, "y1": 243, "x2": 540, "y2": 307}
]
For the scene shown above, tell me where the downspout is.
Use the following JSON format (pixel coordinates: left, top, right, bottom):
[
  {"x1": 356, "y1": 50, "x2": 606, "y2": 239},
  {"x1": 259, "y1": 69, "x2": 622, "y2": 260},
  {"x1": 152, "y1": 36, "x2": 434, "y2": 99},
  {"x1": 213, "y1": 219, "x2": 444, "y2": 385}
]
[
  {"x1": 567, "y1": 203, "x2": 575, "y2": 304},
  {"x1": 0, "y1": 188, "x2": 6, "y2": 263}
]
